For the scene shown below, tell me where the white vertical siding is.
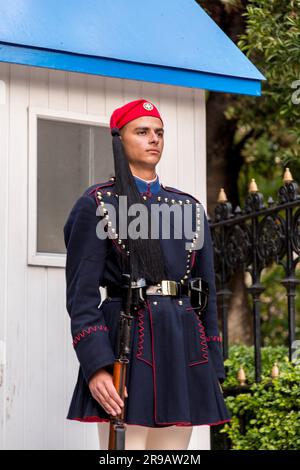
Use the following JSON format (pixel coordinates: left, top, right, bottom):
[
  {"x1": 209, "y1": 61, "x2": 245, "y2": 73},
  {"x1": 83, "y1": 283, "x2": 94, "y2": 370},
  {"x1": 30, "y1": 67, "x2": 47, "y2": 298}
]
[
  {"x1": 26, "y1": 67, "x2": 48, "y2": 450},
  {"x1": 0, "y1": 63, "x2": 207, "y2": 449},
  {"x1": 48, "y1": 69, "x2": 70, "y2": 450},
  {"x1": 6, "y1": 64, "x2": 29, "y2": 449},
  {"x1": 0, "y1": 61, "x2": 9, "y2": 451}
]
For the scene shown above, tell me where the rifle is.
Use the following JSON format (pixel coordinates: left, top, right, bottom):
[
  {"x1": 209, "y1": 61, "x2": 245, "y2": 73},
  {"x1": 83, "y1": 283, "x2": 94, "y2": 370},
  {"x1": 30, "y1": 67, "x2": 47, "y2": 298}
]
[{"x1": 108, "y1": 273, "x2": 145, "y2": 450}]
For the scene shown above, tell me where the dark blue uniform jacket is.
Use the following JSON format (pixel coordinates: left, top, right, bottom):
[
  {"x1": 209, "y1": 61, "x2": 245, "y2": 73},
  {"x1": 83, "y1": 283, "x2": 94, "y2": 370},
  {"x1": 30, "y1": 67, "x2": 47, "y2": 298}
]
[{"x1": 64, "y1": 174, "x2": 231, "y2": 427}]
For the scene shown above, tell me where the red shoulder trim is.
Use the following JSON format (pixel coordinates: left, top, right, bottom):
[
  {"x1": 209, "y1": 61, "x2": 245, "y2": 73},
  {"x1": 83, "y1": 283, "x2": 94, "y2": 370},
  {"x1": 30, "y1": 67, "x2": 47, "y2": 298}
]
[
  {"x1": 88, "y1": 178, "x2": 115, "y2": 195},
  {"x1": 161, "y1": 183, "x2": 200, "y2": 203},
  {"x1": 88, "y1": 178, "x2": 116, "y2": 205}
]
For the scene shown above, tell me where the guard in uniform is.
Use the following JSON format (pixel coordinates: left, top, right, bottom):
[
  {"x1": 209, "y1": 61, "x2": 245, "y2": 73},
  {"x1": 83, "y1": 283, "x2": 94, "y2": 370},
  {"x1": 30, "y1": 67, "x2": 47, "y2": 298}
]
[{"x1": 63, "y1": 99, "x2": 231, "y2": 433}]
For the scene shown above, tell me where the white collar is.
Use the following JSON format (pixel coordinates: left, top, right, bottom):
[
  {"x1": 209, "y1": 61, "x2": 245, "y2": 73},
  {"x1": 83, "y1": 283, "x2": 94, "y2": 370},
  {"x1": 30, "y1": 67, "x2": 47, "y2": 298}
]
[{"x1": 132, "y1": 173, "x2": 158, "y2": 183}]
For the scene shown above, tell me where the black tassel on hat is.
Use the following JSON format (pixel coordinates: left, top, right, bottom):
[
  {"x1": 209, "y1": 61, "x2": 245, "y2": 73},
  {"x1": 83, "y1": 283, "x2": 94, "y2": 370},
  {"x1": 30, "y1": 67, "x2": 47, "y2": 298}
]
[{"x1": 111, "y1": 127, "x2": 166, "y2": 284}]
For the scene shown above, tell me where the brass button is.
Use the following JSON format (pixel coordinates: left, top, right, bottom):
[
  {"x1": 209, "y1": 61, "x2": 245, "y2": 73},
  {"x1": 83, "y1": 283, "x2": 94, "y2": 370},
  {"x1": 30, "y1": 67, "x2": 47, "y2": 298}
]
[{"x1": 153, "y1": 301, "x2": 158, "y2": 305}]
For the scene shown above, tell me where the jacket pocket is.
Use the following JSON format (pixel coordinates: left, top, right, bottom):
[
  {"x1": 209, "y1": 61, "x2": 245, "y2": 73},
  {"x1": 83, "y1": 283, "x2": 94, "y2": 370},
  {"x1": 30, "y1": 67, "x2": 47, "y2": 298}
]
[
  {"x1": 181, "y1": 306, "x2": 209, "y2": 366},
  {"x1": 135, "y1": 305, "x2": 153, "y2": 367}
]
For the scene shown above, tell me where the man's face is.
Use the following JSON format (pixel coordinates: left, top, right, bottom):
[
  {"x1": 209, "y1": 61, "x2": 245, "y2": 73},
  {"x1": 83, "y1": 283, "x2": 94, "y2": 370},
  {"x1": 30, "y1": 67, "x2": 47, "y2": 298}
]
[{"x1": 119, "y1": 116, "x2": 164, "y2": 169}]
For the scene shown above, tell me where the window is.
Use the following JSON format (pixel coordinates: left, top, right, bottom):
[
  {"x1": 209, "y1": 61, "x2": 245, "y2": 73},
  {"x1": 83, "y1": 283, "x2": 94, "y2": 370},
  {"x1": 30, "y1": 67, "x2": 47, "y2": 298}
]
[{"x1": 28, "y1": 108, "x2": 114, "y2": 267}]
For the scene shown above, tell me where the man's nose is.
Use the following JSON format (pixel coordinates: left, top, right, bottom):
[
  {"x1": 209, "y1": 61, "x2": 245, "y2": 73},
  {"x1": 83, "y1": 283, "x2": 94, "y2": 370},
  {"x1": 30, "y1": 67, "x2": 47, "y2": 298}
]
[{"x1": 149, "y1": 131, "x2": 159, "y2": 143}]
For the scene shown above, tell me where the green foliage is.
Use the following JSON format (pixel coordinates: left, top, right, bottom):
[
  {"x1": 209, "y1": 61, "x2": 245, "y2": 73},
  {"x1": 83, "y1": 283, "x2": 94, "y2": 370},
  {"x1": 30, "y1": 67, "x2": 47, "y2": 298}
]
[
  {"x1": 223, "y1": 344, "x2": 290, "y2": 387},
  {"x1": 201, "y1": 0, "x2": 300, "y2": 198},
  {"x1": 221, "y1": 345, "x2": 300, "y2": 449},
  {"x1": 226, "y1": 0, "x2": 300, "y2": 188}
]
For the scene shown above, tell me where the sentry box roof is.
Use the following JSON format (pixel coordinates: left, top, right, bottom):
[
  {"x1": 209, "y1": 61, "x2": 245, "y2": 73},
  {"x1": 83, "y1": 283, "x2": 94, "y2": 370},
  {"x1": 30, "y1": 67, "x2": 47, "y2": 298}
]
[{"x1": 0, "y1": 0, "x2": 266, "y2": 96}]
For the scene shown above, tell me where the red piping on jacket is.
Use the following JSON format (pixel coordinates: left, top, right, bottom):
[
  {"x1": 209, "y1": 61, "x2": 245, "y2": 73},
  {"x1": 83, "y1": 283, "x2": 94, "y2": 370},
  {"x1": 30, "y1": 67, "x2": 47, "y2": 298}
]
[
  {"x1": 89, "y1": 181, "x2": 115, "y2": 201},
  {"x1": 188, "y1": 317, "x2": 209, "y2": 367},
  {"x1": 111, "y1": 238, "x2": 125, "y2": 254},
  {"x1": 190, "y1": 250, "x2": 196, "y2": 269},
  {"x1": 147, "y1": 299, "x2": 159, "y2": 425},
  {"x1": 206, "y1": 336, "x2": 222, "y2": 342},
  {"x1": 140, "y1": 182, "x2": 153, "y2": 199},
  {"x1": 161, "y1": 185, "x2": 200, "y2": 204},
  {"x1": 90, "y1": 181, "x2": 128, "y2": 258},
  {"x1": 136, "y1": 306, "x2": 153, "y2": 367},
  {"x1": 72, "y1": 324, "x2": 109, "y2": 348},
  {"x1": 68, "y1": 416, "x2": 231, "y2": 427}
]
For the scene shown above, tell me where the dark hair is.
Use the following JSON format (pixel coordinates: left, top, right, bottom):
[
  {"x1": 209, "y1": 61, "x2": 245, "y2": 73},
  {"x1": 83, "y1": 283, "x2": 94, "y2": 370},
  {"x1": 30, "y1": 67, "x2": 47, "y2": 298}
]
[{"x1": 111, "y1": 127, "x2": 166, "y2": 284}]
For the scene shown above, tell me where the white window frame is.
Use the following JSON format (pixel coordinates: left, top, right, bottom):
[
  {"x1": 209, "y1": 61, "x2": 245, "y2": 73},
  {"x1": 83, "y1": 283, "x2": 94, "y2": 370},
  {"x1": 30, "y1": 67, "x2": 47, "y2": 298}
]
[{"x1": 28, "y1": 107, "x2": 109, "y2": 268}]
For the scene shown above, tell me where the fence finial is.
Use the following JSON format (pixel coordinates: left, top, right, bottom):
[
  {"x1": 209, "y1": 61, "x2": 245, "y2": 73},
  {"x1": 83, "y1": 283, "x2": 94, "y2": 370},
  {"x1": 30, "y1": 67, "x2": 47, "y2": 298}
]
[
  {"x1": 271, "y1": 362, "x2": 280, "y2": 378},
  {"x1": 283, "y1": 167, "x2": 293, "y2": 183},
  {"x1": 238, "y1": 366, "x2": 247, "y2": 386},
  {"x1": 248, "y1": 178, "x2": 258, "y2": 193},
  {"x1": 217, "y1": 187, "x2": 228, "y2": 203}
]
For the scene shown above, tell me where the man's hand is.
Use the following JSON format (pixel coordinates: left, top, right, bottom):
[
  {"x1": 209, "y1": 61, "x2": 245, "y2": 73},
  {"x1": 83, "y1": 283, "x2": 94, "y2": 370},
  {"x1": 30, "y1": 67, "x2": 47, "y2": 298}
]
[{"x1": 88, "y1": 368, "x2": 128, "y2": 416}]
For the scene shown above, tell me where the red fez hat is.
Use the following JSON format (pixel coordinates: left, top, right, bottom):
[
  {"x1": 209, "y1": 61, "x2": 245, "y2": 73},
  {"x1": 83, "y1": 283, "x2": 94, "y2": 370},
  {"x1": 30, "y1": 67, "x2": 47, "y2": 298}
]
[{"x1": 110, "y1": 99, "x2": 163, "y2": 130}]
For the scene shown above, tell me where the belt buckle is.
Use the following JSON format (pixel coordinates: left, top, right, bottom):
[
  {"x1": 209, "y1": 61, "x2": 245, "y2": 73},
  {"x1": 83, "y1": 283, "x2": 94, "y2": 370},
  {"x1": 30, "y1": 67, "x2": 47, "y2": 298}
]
[{"x1": 161, "y1": 280, "x2": 177, "y2": 296}]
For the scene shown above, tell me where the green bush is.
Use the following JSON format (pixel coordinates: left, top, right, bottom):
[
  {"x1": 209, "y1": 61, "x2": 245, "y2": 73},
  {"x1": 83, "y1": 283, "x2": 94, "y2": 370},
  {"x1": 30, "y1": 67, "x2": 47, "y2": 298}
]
[{"x1": 219, "y1": 345, "x2": 300, "y2": 450}]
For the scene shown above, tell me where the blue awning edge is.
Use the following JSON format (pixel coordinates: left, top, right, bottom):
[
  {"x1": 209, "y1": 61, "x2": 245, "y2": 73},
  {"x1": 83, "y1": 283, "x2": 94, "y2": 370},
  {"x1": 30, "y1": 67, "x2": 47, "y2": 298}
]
[{"x1": 0, "y1": 0, "x2": 266, "y2": 96}]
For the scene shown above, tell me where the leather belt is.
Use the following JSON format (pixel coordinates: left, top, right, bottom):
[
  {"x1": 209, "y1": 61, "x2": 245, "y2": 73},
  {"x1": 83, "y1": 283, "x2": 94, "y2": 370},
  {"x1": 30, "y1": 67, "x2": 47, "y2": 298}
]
[
  {"x1": 106, "y1": 277, "x2": 209, "y2": 312},
  {"x1": 107, "y1": 280, "x2": 190, "y2": 297}
]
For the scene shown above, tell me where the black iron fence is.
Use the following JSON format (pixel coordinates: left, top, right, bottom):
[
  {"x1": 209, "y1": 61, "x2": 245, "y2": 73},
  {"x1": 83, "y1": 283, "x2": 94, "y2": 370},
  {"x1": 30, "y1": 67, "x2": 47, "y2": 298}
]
[
  {"x1": 210, "y1": 168, "x2": 300, "y2": 381},
  {"x1": 209, "y1": 168, "x2": 300, "y2": 449}
]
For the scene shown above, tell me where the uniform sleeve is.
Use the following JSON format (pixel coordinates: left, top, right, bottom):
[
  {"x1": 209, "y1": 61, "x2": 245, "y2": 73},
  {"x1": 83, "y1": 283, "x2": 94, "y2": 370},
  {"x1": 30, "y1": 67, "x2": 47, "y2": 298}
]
[
  {"x1": 191, "y1": 204, "x2": 225, "y2": 381},
  {"x1": 63, "y1": 195, "x2": 116, "y2": 384}
]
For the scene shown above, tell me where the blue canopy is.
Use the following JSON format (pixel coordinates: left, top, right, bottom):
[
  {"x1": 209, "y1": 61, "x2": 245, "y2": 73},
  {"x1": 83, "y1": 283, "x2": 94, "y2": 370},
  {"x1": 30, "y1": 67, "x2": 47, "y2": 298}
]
[{"x1": 0, "y1": 0, "x2": 266, "y2": 96}]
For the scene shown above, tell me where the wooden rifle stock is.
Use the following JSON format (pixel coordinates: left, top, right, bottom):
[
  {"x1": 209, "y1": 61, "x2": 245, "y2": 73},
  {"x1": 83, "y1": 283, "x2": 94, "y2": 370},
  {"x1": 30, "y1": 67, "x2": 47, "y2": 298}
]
[{"x1": 108, "y1": 360, "x2": 128, "y2": 450}]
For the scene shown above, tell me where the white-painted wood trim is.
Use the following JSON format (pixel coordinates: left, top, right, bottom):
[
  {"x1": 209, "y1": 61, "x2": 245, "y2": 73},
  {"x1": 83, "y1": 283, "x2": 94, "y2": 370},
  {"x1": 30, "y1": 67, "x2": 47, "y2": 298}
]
[
  {"x1": 27, "y1": 107, "x2": 110, "y2": 267},
  {"x1": 0, "y1": 62, "x2": 9, "y2": 451}
]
